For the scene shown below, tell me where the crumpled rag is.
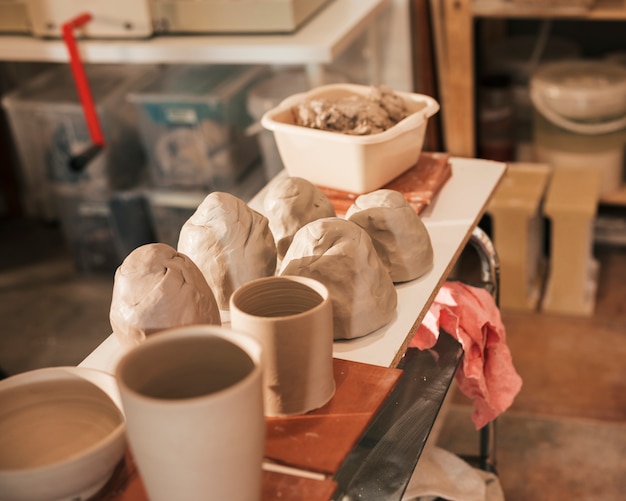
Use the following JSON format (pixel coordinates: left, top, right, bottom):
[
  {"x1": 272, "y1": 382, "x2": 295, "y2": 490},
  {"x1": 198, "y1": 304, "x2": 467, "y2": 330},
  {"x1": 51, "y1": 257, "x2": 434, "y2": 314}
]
[{"x1": 409, "y1": 281, "x2": 523, "y2": 429}]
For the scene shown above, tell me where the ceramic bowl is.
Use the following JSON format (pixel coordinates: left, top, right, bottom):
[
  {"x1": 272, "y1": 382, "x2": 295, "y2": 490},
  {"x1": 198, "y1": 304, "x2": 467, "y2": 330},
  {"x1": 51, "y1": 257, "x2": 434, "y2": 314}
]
[
  {"x1": 260, "y1": 83, "x2": 439, "y2": 194},
  {"x1": 0, "y1": 366, "x2": 126, "y2": 501}
]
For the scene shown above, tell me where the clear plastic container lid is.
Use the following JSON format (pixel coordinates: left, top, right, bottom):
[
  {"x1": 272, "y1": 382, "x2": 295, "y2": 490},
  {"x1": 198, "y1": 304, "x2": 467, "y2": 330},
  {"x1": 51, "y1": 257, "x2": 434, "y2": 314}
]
[
  {"x1": 128, "y1": 65, "x2": 268, "y2": 104},
  {"x1": 2, "y1": 65, "x2": 152, "y2": 111}
]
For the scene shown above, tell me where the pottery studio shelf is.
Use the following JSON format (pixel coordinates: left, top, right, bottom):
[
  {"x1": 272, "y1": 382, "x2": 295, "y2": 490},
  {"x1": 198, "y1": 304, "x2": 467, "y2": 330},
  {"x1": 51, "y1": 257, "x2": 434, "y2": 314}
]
[{"x1": 80, "y1": 156, "x2": 506, "y2": 500}]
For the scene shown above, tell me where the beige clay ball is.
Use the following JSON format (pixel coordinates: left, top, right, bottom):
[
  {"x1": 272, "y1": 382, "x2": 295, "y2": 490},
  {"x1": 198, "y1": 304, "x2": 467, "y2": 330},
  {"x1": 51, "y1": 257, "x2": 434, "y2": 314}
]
[
  {"x1": 262, "y1": 176, "x2": 336, "y2": 261},
  {"x1": 109, "y1": 243, "x2": 221, "y2": 348},
  {"x1": 177, "y1": 191, "x2": 277, "y2": 310},
  {"x1": 346, "y1": 189, "x2": 434, "y2": 282},
  {"x1": 279, "y1": 217, "x2": 397, "y2": 340}
]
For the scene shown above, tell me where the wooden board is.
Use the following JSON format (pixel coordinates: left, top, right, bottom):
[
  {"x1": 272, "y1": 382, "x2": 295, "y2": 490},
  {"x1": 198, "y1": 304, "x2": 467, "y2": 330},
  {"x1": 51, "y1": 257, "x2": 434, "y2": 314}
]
[
  {"x1": 93, "y1": 358, "x2": 402, "y2": 500},
  {"x1": 95, "y1": 451, "x2": 338, "y2": 501},
  {"x1": 318, "y1": 151, "x2": 452, "y2": 215},
  {"x1": 265, "y1": 358, "x2": 403, "y2": 474},
  {"x1": 262, "y1": 470, "x2": 337, "y2": 501}
]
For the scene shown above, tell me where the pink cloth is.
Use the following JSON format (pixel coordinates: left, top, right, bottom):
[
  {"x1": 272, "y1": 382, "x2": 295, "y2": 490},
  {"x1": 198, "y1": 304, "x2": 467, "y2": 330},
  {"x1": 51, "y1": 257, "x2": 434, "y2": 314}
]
[{"x1": 410, "y1": 281, "x2": 523, "y2": 429}]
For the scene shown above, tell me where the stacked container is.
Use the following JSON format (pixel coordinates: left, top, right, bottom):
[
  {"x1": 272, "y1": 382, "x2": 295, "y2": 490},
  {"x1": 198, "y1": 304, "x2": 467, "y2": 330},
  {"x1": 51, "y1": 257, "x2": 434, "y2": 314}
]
[
  {"x1": 2, "y1": 64, "x2": 157, "y2": 273},
  {"x1": 128, "y1": 64, "x2": 267, "y2": 190},
  {"x1": 128, "y1": 64, "x2": 269, "y2": 248}
]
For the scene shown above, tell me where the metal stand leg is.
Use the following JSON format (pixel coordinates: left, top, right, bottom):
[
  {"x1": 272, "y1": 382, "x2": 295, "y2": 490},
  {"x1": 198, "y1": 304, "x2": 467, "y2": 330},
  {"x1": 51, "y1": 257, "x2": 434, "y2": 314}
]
[{"x1": 454, "y1": 225, "x2": 500, "y2": 474}]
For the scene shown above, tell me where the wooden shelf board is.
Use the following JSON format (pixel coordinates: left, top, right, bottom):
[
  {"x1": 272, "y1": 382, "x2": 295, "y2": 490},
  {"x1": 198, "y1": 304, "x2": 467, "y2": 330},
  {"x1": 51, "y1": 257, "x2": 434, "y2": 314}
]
[
  {"x1": 600, "y1": 185, "x2": 626, "y2": 206},
  {"x1": 0, "y1": 0, "x2": 391, "y2": 64},
  {"x1": 473, "y1": 0, "x2": 626, "y2": 20}
]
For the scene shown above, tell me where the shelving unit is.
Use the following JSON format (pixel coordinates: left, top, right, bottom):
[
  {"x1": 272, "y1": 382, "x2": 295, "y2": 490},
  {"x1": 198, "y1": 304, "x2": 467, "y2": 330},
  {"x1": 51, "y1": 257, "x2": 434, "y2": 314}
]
[
  {"x1": 0, "y1": 0, "x2": 391, "y2": 86},
  {"x1": 0, "y1": 0, "x2": 397, "y2": 219},
  {"x1": 430, "y1": 0, "x2": 626, "y2": 205},
  {"x1": 473, "y1": 0, "x2": 626, "y2": 20}
]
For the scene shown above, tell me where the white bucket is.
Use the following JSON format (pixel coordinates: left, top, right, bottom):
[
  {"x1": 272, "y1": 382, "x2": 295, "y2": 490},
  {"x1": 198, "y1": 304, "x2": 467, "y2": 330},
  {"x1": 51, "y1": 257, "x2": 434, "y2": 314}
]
[{"x1": 530, "y1": 60, "x2": 626, "y2": 195}]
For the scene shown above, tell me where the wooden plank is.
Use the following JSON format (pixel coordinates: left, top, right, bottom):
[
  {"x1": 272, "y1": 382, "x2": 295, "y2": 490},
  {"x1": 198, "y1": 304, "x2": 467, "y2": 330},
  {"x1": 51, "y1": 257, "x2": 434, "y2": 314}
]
[
  {"x1": 94, "y1": 450, "x2": 338, "y2": 501},
  {"x1": 264, "y1": 358, "x2": 403, "y2": 474},
  {"x1": 430, "y1": 0, "x2": 475, "y2": 157},
  {"x1": 409, "y1": 0, "x2": 442, "y2": 151},
  {"x1": 473, "y1": 0, "x2": 626, "y2": 20}
]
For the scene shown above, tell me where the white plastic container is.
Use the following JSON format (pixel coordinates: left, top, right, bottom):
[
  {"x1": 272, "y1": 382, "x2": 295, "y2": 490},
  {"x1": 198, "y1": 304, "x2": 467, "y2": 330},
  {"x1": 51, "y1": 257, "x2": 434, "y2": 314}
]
[
  {"x1": 530, "y1": 60, "x2": 626, "y2": 195},
  {"x1": 260, "y1": 83, "x2": 440, "y2": 194}
]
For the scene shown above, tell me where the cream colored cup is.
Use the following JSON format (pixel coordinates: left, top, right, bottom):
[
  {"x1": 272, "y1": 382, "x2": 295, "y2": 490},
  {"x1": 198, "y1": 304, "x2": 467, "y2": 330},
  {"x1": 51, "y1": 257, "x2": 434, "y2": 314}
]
[
  {"x1": 229, "y1": 275, "x2": 335, "y2": 417},
  {"x1": 115, "y1": 325, "x2": 264, "y2": 501}
]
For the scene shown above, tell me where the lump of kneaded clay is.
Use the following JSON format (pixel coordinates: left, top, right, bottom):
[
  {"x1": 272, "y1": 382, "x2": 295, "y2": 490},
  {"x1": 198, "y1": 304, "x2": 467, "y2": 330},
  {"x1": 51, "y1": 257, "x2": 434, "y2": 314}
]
[
  {"x1": 262, "y1": 176, "x2": 336, "y2": 260},
  {"x1": 279, "y1": 217, "x2": 397, "y2": 340},
  {"x1": 293, "y1": 85, "x2": 410, "y2": 135},
  {"x1": 177, "y1": 191, "x2": 277, "y2": 310},
  {"x1": 346, "y1": 189, "x2": 434, "y2": 283},
  {"x1": 110, "y1": 243, "x2": 221, "y2": 348}
]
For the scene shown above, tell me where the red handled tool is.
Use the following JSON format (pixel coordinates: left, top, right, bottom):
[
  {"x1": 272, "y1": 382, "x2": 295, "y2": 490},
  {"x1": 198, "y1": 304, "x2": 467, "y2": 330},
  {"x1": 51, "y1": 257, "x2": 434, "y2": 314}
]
[{"x1": 61, "y1": 13, "x2": 105, "y2": 172}]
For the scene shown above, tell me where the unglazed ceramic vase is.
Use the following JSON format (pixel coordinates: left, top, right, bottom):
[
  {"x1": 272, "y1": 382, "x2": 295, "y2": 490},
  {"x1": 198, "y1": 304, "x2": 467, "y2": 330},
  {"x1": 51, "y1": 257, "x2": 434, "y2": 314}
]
[
  {"x1": 229, "y1": 275, "x2": 335, "y2": 417},
  {"x1": 0, "y1": 367, "x2": 126, "y2": 501},
  {"x1": 115, "y1": 325, "x2": 265, "y2": 501}
]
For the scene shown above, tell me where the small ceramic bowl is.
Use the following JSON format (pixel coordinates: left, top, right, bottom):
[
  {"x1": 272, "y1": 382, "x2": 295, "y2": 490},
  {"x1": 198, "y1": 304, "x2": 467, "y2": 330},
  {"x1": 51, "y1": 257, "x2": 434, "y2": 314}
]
[
  {"x1": 0, "y1": 366, "x2": 126, "y2": 501},
  {"x1": 260, "y1": 83, "x2": 439, "y2": 194}
]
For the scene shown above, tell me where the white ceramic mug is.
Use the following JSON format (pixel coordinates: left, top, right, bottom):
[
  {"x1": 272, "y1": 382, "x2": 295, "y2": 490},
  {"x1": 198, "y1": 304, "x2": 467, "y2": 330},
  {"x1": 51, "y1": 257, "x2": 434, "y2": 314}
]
[
  {"x1": 229, "y1": 275, "x2": 335, "y2": 417},
  {"x1": 115, "y1": 325, "x2": 265, "y2": 501}
]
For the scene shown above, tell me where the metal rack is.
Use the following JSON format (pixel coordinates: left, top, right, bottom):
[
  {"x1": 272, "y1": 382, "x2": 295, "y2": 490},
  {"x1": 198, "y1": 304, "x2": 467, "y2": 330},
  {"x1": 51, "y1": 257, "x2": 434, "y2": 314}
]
[
  {"x1": 330, "y1": 226, "x2": 501, "y2": 499},
  {"x1": 458, "y1": 225, "x2": 501, "y2": 474}
]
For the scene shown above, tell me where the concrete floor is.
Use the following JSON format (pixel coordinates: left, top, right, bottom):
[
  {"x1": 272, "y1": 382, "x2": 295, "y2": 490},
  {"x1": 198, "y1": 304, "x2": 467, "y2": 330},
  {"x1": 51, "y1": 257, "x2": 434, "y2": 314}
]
[
  {"x1": 438, "y1": 244, "x2": 626, "y2": 500},
  {"x1": 0, "y1": 217, "x2": 114, "y2": 376}
]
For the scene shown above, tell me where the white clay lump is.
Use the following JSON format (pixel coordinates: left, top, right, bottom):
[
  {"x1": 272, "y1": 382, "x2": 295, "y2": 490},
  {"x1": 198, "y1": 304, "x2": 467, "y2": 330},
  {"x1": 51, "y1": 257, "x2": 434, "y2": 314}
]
[
  {"x1": 262, "y1": 176, "x2": 336, "y2": 260},
  {"x1": 110, "y1": 243, "x2": 221, "y2": 348},
  {"x1": 177, "y1": 191, "x2": 277, "y2": 310},
  {"x1": 279, "y1": 217, "x2": 397, "y2": 340},
  {"x1": 346, "y1": 189, "x2": 434, "y2": 282}
]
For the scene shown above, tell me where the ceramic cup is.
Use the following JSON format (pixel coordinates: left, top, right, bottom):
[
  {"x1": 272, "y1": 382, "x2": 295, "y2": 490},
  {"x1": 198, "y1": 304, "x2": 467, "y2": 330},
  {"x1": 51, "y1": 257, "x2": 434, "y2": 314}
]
[
  {"x1": 115, "y1": 325, "x2": 265, "y2": 501},
  {"x1": 229, "y1": 275, "x2": 335, "y2": 417}
]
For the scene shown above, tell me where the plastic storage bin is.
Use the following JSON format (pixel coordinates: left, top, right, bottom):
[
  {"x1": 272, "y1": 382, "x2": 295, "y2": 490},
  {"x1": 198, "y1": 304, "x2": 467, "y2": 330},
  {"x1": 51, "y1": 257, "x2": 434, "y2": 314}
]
[
  {"x1": 260, "y1": 83, "x2": 440, "y2": 194},
  {"x1": 128, "y1": 65, "x2": 267, "y2": 191},
  {"x1": 54, "y1": 185, "x2": 156, "y2": 275},
  {"x1": 2, "y1": 64, "x2": 154, "y2": 220}
]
